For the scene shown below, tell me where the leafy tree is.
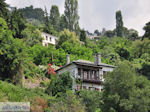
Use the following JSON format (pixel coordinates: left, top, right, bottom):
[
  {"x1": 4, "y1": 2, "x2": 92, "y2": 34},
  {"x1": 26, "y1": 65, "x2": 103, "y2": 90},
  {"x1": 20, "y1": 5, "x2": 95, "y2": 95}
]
[
  {"x1": 59, "y1": 14, "x2": 67, "y2": 31},
  {"x1": 27, "y1": 44, "x2": 55, "y2": 65},
  {"x1": 46, "y1": 72, "x2": 73, "y2": 96},
  {"x1": 80, "y1": 29, "x2": 86, "y2": 42},
  {"x1": 0, "y1": 18, "x2": 26, "y2": 84},
  {"x1": 43, "y1": 7, "x2": 57, "y2": 36},
  {"x1": 116, "y1": 10, "x2": 124, "y2": 37},
  {"x1": 139, "y1": 63, "x2": 150, "y2": 80},
  {"x1": 0, "y1": 0, "x2": 9, "y2": 21},
  {"x1": 102, "y1": 62, "x2": 150, "y2": 112},
  {"x1": 57, "y1": 29, "x2": 79, "y2": 46},
  {"x1": 104, "y1": 30, "x2": 115, "y2": 38},
  {"x1": 10, "y1": 8, "x2": 26, "y2": 38},
  {"x1": 48, "y1": 90, "x2": 85, "y2": 112},
  {"x1": 64, "y1": 0, "x2": 80, "y2": 35},
  {"x1": 49, "y1": 5, "x2": 60, "y2": 31},
  {"x1": 94, "y1": 29, "x2": 101, "y2": 36},
  {"x1": 143, "y1": 21, "x2": 150, "y2": 40},
  {"x1": 131, "y1": 39, "x2": 150, "y2": 58},
  {"x1": 19, "y1": 5, "x2": 45, "y2": 21},
  {"x1": 79, "y1": 90, "x2": 102, "y2": 112},
  {"x1": 22, "y1": 24, "x2": 43, "y2": 47}
]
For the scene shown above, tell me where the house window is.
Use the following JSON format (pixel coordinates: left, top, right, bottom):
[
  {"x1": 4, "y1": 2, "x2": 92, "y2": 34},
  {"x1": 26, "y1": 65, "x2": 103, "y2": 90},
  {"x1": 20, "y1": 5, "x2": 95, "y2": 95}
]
[
  {"x1": 96, "y1": 71, "x2": 99, "y2": 80},
  {"x1": 77, "y1": 85, "x2": 80, "y2": 90},
  {"x1": 49, "y1": 37, "x2": 52, "y2": 42},
  {"x1": 84, "y1": 71, "x2": 87, "y2": 79},
  {"x1": 90, "y1": 71, "x2": 95, "y2": 80},
  {"x1": 46, "y1": 36, "x2": 48, "y2": 40},
  {"x1": 83, "y1": 86, "x2": 86, "y2": 89},
  {"x1": 78, "y1": 68, "x2": 81, "y2": 78}
]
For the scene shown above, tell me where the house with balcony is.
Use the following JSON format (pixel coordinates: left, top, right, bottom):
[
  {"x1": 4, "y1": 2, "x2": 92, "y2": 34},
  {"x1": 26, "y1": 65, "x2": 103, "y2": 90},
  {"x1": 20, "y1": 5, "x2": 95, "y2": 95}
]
[
  {"x1": 41, "y1": 32, "x2": 58, "y2": 46},
  {"x1": 55, "y1": 54, "x2": 116, "y2": 91}
]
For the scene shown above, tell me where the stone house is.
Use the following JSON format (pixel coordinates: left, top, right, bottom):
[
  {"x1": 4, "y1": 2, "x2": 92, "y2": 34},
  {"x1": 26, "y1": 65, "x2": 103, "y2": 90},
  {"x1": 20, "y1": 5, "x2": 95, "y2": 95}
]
[{"x1": 55, "y1": 54, "x2": 116, "y2": 91}]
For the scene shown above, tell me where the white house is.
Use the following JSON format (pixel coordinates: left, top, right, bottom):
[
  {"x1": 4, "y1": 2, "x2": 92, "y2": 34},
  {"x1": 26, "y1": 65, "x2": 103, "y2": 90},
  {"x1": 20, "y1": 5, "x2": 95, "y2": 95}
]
[
  {"x1": 41, "y1": 32, "x2": 58, "y2": 46},
  {"x1": 55, "y1": 54, "x2": 116, "y2": 91}
]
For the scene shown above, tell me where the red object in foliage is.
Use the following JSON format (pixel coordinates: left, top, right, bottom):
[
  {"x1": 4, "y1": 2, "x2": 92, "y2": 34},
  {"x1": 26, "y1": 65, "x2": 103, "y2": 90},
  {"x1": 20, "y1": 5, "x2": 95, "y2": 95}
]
[
  {"x1": 59, "y1": 65, "x2": 62, "y2": 67},
  {"x1": 48, "y1": 63, "x2": 55, "y2": 75}
]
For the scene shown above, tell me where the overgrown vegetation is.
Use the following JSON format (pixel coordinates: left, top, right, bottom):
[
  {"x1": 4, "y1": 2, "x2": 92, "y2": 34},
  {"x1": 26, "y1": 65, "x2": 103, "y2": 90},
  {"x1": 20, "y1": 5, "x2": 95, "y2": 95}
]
[{"x1": 0, "y1": 0, "x2": 150, "y2": 111}]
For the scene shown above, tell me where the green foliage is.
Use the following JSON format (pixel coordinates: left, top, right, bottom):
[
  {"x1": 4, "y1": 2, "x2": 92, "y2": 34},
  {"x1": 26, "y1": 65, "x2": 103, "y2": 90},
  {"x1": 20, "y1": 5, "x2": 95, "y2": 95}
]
[
  {"x1": 43, "y1": 7, "x2": 58, "y2": 36},
  {"x1": 0, "y1": 0, "x2": 9, "y2": 21},
  {"x1": 47, "y1": 90, "x2": 85, "y2": 112},
  {"x1": 46, "y1": 72, "x2": 73, "y2": 96},
  {"x1": 0, "y1": 80, "x2": 49, "y2": 101},
  {"x1": 22, "y1": 24, "x2": 43, "y2": 47},
  {"x1": 27, "y1": 44, "x2": 55, "y2": 65},
  {"x1": 79, "y1": 90, "x2": 102, "y2": 112},
  {"x1": 139, "y1": 62, "x2": 150, "y2": 80},
  {"x1": 19, "y1": 5, "x2": 45, "y2": 22},
  {"x1": 57, "y1": 29, "x2": 80, "y2": 46},
  {"x1": 116, "y1": 10, "x2": 124, "y2": 37},
  {"x1": 10, "y1": 8, "x2": 26, "y2": 38},
  {"x1": 102, "y1": 62, "x2": 150, "y2": 112},
  {"x1": 64, "y1": 0, "x2": 80, "y2": 35},
  {"x1": 143, "y1": 21, "x2": 150, "y2": 40},
  {"x1": 50, "y1": 5, "x2": 60, "y2": 32},
  {"x1": 80, "y1": 29, "x2": 86, "y2": 42},
  {"x1": 0, "y1": 18, "x2": 26, "y2": 82}
]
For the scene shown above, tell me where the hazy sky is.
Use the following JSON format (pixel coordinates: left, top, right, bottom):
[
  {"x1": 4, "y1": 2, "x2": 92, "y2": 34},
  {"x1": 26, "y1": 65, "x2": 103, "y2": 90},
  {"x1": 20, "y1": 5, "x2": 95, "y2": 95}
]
[{"x1": 6, "y1": 0, "x2": 150, "y2": 36}]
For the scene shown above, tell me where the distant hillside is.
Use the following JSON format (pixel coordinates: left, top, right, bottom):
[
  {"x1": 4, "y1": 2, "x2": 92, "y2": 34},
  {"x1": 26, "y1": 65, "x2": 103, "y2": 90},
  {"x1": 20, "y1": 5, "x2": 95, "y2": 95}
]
[{"x1": 18, "y1": 5, "x2": 45, "y2": 22}]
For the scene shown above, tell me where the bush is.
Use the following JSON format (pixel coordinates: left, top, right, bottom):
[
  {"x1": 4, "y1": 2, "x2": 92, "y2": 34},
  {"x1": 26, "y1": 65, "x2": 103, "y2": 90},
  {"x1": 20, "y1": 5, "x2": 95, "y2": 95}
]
[{"x1": 46, "y1": 72, "x2": 73, "y2": 96}]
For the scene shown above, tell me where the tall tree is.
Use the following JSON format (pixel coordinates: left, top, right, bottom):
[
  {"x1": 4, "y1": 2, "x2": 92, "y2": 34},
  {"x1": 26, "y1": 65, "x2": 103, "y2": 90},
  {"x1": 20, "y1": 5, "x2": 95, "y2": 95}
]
[
  {"x1": 102, "y1": 62, "x2": 150, "y2": 112},
  {"x1": 116, "y1": 10, "x2": 124, "y2": 37},
  {"x1": 0, "y1": 0, "x2": 9, "y2": 21},
  {"x1": 143, "y1": 21, "x2": 150, "y2": 40},
  {"x1": 59, "y1": 14, "x2": 67, "y2": 31},
  {"x1": 50, "y1": 5, "x2": 60, "y2": 31},
  {"x1": 0, "y1": 18, "x2": 26, "y2": 84},
  {"x1": 80, "y1": 29, "x2": 86, "y2": 42},
  {"x1": 10, "y1": 8, "x2": 26, "y2": 38},
  {"x1": 64, "y1": 0, "x2": 80, "y2": 35},
  {"x1": 43, "y1": 7, "x2": 57, "y2": 36}
]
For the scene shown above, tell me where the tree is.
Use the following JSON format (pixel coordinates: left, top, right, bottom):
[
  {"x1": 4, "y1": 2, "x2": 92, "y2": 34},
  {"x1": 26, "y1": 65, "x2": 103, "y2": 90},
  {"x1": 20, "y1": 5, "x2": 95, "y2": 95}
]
[
  {"x1": 139, "y1": 63, "x2": 150, "y2": 80},
  {"x1": 64, "y1": 0, "x2": 80, "y2": 34},
  {"x1": 0, "y1": 18, "x2": 26, "y2": 84},
  {"x1": 102, "y1": 62, "x2": 150, "y2": 112},
  {"x1": 10, "y1": 8, "x2": 26, "y2": 38},
  {"x1": 46, "y1": 72, "x2": 73, "y2": 96},
  {"x1": 116, "y1": 10, "x2": 124, "y2": 37},
  {"x1": 22, "y1": 24, "x2": 43, "y2": 47},
  {"x1": 49, "y1": 5, "x2": 60, "y2": 31},
  {"x1": 0, "y1": 0, "x2": 9, "y2": 21},
  {"x1": 59, "y1": 14, "x2": 67, "y2": 31},
  {"x1": 79, "y1": 90, "x2": 102, "y2": 112},
  {"x1": 143, "y1": 21, "x2": 150, "y2": 40},
  {"x1": 43, "y1": 7, "x2": 57, "y2": 36},
  {"x1": 57, "y1": 29, "x2": 80, "y2": 46},
  {"x1": 94, "y1": 29, "x2": 101, "y2": 36},
  {"x1": 19, "y1": 5, "x2": 45, "y2": 21},
  {"x1": 80, "y1": 29, "x2": 86, "y2": 42}
]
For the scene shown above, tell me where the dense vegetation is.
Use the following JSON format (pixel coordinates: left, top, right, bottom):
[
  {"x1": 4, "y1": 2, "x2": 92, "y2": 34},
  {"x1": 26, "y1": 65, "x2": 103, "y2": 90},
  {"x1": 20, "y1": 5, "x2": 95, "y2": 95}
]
[{"x1": 0, "y1": 0, "x2": 150, "y2": 111}]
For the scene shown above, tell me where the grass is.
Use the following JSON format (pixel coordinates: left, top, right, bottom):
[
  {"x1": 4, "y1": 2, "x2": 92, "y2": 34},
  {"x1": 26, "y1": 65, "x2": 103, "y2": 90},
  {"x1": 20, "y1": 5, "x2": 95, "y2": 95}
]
[{"x1": 0, "y1": 80, "x2": 50, "y2": 102}]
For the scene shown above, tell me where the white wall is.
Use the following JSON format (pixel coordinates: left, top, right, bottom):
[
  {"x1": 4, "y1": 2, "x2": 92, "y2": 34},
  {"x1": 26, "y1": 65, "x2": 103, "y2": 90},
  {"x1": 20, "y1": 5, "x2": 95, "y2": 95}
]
[{"x1": 41, "y1": 32, "x2": 58, "y2": 46}]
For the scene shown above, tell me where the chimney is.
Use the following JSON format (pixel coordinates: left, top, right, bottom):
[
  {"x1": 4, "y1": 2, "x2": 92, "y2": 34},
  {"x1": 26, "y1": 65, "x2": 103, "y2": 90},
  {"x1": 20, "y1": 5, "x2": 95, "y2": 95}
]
[
  {"x1": 94, "y1": 53, "x2": 101, "y2": 65},
  {"x1": 66, "y1": 54, "x2": 70, "y2": 64}
]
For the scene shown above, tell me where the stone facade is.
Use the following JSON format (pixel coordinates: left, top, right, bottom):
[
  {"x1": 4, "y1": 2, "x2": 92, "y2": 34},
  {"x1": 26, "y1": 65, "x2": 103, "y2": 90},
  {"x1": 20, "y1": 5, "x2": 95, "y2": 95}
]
[{"x1": 56, "y1": 54, "x2": 115, "y2": 91}]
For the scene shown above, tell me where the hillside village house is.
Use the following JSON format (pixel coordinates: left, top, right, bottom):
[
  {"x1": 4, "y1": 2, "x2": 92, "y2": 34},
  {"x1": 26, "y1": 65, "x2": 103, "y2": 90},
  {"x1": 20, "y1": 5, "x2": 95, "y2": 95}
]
[
  {"x1": 55, "y1": 54, "x2": 116, "y2": 91},
  {"x1": 41, "y1": 32, "x2": 58, "y2": 46}
]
